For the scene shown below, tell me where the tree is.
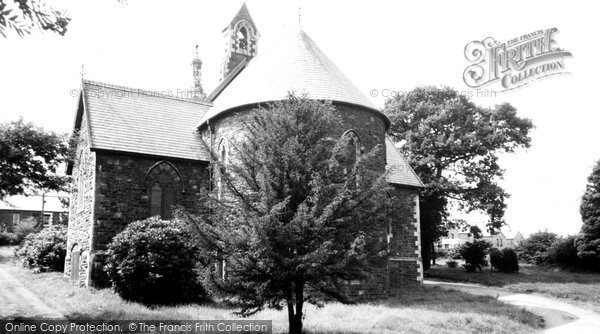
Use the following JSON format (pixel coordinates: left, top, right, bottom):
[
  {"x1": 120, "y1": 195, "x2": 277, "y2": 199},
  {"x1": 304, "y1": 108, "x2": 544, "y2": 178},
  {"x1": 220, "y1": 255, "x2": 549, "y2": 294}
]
[
  {"x1": 517, "y1": 230, "x2": 558, "y2": 265},
  {"x1": 186, "y1": 95, "x2": 394, "y2": 334},
  {"x1": 577, "y1": 159, "x2": 600, "y2": 265},
  {"x1": 384, "y1": 86, "x2": 533, "y2": 269},
  {"x1": 0, "y1": 118, "x2": 69, "y2": 200},
  {"x1": 0, "y1": 0, "x2": 70, "y2": 37},
  {"x1": 469, "y1": 225, "x2": 483, "y2": 239}
]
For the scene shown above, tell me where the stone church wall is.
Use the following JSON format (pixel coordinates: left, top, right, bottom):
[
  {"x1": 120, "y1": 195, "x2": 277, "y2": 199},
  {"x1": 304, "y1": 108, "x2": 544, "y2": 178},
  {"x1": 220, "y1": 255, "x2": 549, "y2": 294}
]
[
  {"x1": 88, "y1": 152, "x2": 210, "y2": 287},
  {"x1": 64, "y1": 113, "x2": 96, "y2": 286}
]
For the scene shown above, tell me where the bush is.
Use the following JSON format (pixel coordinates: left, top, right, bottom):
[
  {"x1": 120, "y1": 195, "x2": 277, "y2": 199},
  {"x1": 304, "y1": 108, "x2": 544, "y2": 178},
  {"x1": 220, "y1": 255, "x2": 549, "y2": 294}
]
[
  {"x1": 446, "y1": 260, "x2": 458, "y2": 268},
  {"x1": 0, "y1": 232, "x2": 20, "y2": 246},
  {"x1": 517, "y1": 231, "x2": 558, "y2": 265},
  {"x1": 459, "y1": 240, "x2": 491, "y2": 272},
  {"x1": 547, "y1": 236, "x2": 581, "y2": 268},
  {"x1": 14, "y1": 225, "x2": 67, "y2": 272},
  {"x1": 489, "y1": 248, "x2": 502, "y2": 270},
  {"x1": 105, "y1": 217, "x2": 209, "y2": 305},
  {"x1": 490, "y1": 248, "x2": 519, "y2": 273}
]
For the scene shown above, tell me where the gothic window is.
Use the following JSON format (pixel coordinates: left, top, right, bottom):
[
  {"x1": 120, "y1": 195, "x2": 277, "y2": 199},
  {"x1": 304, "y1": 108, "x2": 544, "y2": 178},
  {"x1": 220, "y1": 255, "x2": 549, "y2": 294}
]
[
  {"x1": 145, "y1": 161, "x2": 183, "y2": 219},
  {"x1": 341, "y1": 130, "x2": 361, "y2": 174},
  {"x1": 217, "y1": 139, "x2": 229, "y2": 200}
]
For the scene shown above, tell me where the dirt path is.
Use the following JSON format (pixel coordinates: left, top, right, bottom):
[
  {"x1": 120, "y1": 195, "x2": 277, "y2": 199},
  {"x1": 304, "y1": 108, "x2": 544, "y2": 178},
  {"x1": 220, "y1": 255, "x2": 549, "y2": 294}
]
[
  {"x1": 425, "y1": 280, "x2": 600, "y2": 334},
  {"x1": 0, "y1": 263, "x2": 64, "y2": 319}
]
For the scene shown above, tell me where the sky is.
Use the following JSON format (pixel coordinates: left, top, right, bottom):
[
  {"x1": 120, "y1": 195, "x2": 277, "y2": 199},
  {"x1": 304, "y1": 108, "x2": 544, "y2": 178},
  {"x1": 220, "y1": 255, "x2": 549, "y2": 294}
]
[{"x1": 1, "y1": 0, "x2": 599, "y2": 236}]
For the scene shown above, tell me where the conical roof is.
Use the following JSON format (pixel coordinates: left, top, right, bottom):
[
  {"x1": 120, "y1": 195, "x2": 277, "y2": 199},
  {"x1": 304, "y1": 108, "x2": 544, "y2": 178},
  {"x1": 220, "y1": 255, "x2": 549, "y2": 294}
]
[{"x1": 200, "y1": 29, "x2": 386, "y2": 126}]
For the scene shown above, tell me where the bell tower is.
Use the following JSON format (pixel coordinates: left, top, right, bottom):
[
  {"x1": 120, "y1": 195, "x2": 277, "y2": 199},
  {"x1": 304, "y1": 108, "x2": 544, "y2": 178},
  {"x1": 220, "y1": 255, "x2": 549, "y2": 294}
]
[{"x1": 221, "y1": 3, "x2": 258, "y2": 79}]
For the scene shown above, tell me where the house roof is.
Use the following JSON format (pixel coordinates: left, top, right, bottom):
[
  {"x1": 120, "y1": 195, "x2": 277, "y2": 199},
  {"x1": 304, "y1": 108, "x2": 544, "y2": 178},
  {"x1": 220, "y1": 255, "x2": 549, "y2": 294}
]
[
  {"x1": 76, "y1": 80, "x2": 212, "y2": 161},
  {"x1": 385, "y1": 137, "x2": 424, "y2": 188},
  {"x1": 0, "y1": 194, "x2": 67, "y2": 212},
  {"x1": 200, "y1": 29, "x2": 387, "y2": 127}
]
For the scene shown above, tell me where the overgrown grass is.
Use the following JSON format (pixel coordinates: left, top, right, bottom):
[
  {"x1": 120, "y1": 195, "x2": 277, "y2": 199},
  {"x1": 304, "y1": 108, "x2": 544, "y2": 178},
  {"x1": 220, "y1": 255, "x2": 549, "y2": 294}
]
[
  {"x1": 427, "y1": 264, "x2": 600, "y2": 313},
  {"x1": 0, "y1": 246, "x2": 544, "y2": 333}
]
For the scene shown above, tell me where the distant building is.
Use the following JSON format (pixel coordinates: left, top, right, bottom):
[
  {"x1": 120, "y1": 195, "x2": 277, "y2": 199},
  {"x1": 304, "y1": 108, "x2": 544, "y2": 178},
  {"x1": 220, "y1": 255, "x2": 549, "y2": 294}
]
[
  {"x1": 436, "y1": 227, "x2": 524, "y2": 250},
  {"x1": 484, "y1": 230, "x2": 524, "y2": 249},
  {"x1": 0, "y1": 194, "x2": 69, "y2": 230},
  {"x1": 436, "y1": 227, "x2": 474, "y2": 250}
]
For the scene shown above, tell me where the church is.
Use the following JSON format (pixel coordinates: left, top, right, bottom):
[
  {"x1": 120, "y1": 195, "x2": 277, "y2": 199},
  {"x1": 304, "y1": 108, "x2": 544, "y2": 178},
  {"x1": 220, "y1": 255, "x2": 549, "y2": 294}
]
[{"x1": 64, "y1": 3, "x2": 424, "y2": 298}]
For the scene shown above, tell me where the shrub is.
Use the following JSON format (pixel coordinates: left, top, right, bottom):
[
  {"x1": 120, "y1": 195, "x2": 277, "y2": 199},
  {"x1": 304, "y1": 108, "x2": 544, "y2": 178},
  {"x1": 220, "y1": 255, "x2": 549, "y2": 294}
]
[
  {"x1": 0, "y1": 232, "x2": 20, "y2": 246},
  {"x1": 517, "y1": 231, "x2": 557, "y2": 265},
  {"x1": 547, "y1": 236, "x2": 580, "y2": 268},
  {"x1": 446, "y1": 260, "x2": 458, "y2": 268},
  {"x1": 459, "y1": 240, "x2": 491, "y2": 272},
  {"x1": 13, "y1": 217, "x2": 40, "y2": 244},
  {"x1": 14, "y1": 225, "x2": 67, "y2": 272},
  {"x1": 493, "y1": 248, "x2": 519, "y2": 273},
  {"x1": 489, "y1": 248, "x2": 502, "y2": 270},
  {"x1": 105, "y1": 217, "x2": 209, "y2": 305}
]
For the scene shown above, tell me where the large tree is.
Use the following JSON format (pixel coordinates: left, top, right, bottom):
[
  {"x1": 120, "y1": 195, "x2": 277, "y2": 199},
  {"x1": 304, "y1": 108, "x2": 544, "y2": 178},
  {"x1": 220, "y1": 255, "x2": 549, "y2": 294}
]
[
  {"x1": 577, "y1": 159, "x2": 600, "y2": 264},
  {"x1": 383, "y1": 86, "x2": 533, "y2": 269},
  {"x1": 185, "y1": 95, "x2": 395, "y2": 334},
  {"x1": 0, "y1": 0, "x2": 69, "y2": 37},
  {"x1": 0, "y1": 118, "x2": 69, "y2": 200}
]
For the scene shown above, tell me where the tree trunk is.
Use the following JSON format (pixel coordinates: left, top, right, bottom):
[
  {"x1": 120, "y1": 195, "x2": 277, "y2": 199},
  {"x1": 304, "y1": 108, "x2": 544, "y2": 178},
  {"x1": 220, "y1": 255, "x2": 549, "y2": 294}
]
[{"x1": 287, "y1": 281, "x2": 305, "y2": 334}]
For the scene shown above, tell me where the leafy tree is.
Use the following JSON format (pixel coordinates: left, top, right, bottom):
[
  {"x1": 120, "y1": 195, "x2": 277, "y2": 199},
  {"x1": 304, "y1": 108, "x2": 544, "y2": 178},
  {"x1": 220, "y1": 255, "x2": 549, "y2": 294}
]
[
  {"x1": 187, "y1": 95, "x2": 394, "y2": 334},
  {"x1": 0, "y1": 0, "x2": 69, "y2": 37},
  {"x1": 517, "y1": 231, "x2": 558, "y2": 265},
  {"x1": 469, "y1": 225, "x2": 483, "y2": 239},
  {"x1": 0, "y1": 118, "x2": 69, "y2": 200},
  {"x1": 577, "y1": 160, "x2": 600, "y2": 265},
  {"x1": 459, "y1": 240, "x2": 491, "y2": 272},
  {"x1": 383, "y1": 86, "x2": 533, "y2": 269}
]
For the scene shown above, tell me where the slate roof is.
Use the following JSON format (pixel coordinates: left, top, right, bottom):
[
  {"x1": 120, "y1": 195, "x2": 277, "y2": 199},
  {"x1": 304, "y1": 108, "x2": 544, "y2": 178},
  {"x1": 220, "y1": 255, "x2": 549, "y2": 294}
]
[
  {"x1": 385, "y1": 137, "x2": 424, "y2": 188},
  {"x1": 0, "y1": 194, "x2": 67, "y2": 212},
  {"x1": 200, "y1": 29, "x2": 387, "y2": 126},
  {"x1": 76, "y1": 80, "x2": 211, "y2": 161}
]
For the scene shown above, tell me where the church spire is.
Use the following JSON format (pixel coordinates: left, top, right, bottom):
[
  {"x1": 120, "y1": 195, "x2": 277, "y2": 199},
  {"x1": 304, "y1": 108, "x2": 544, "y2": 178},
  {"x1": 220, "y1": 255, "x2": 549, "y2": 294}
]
[{"x1": 221, "y1": 2, "x2": 259, "y2": 80}]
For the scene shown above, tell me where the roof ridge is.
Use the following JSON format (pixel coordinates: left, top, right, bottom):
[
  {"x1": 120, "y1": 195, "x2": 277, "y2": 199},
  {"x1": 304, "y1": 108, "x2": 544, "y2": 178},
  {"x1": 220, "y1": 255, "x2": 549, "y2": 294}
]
[{"x1": 82, "y1": 79, "x2": 214, "y2": 106}]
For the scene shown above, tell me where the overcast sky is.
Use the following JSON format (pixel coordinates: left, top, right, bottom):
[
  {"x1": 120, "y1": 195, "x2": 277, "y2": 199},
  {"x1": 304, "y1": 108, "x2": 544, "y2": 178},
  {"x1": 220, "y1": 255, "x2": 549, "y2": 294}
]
[{"x1": 1, "y1": 0, "x2": 599, "y2": 236}]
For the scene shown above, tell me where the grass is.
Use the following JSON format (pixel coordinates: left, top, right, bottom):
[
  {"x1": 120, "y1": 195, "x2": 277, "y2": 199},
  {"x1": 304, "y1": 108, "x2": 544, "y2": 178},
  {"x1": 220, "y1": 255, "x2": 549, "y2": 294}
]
[
  {"x1": 427, "y1": 263, "x2": 600, "y2": 313},
  {"x1": 0, "y1": 246, "x2": 544, "y2": 333}
]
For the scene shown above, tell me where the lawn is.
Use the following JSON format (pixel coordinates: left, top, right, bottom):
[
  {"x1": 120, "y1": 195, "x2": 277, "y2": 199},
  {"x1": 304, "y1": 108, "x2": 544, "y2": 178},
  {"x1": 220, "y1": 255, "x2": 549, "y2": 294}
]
[
  {"x1": 426, "y1": 263, "x2": 600, "y2": 313},
  {"x1": 0, "y1": 246, "x2": 544, "y2": 333}
]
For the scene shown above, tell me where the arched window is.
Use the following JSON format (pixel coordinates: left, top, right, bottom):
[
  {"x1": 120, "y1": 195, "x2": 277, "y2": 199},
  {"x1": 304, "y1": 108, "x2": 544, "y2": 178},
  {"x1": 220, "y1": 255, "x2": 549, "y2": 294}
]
[
  {"x1": 145, "y1": 161, "x2": 183, "y2": 219},
  {"x1": 341, "y1": 130, "x2": 362, "y2": 174},
  {"x1": 217, "y1": 139, "x2": 229, "y2": 200}
]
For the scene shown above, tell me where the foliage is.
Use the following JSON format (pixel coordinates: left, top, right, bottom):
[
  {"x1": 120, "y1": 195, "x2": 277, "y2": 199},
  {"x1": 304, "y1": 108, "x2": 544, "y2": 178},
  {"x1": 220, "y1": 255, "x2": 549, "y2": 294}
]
[
  {"x1": 490, "y1": 248, "x2": 519, "y2": 273},
  {"x1": 517, "y1": 231, "x2": 558, "y2": 265},
  {"x1": 577, "y1": 159, "x2": 600, "y2": 265},
  {"x1": 0, "y1": 118, "x2": 70, "y2": 200},
  {"x1": 0, "y1": 0, "x2": 69, "y2": 37},
  {"x1": 489, "y1": 248, "x2": 502, "y2": 270},
  {"x1": 383, "y1": 86, "x2": 533, "y2": 269},
  {"x1": 446, "y1": 260, "x2": 458, "y2": 268},
  {"x1": 547, "y1": 236, "x2": 581, "y2": 269},
  {"x1": 0, "y1": 231, "x2": 19, "y2": 245},
  {"x1": 459, "y1": 240, "x2": 491, "y2": 272},
  {"x1": 187, "y1": 94, "x2": 395, "y2": 334},
  {"x1": 105, "y1": 217, "x2": 209, "y2": 305},
  {"x1": 469, "y1": 225, "x2": 483, "y2": 239},
  {"x1": 0, "y1": 217, "x2": 39, "y2": 245},
  {"x1": 14, "y1": 225, "x2": 66, "y2": 272}
]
